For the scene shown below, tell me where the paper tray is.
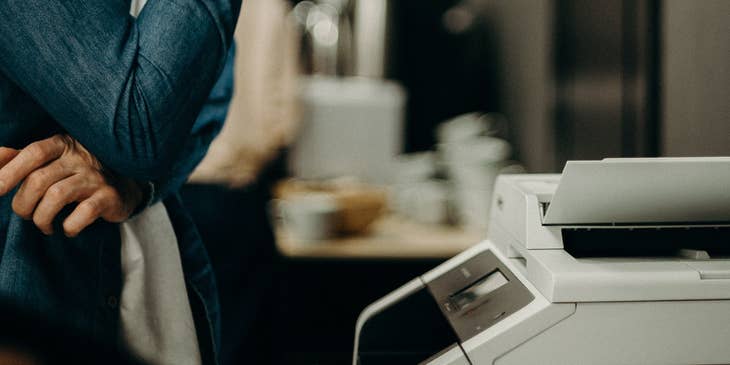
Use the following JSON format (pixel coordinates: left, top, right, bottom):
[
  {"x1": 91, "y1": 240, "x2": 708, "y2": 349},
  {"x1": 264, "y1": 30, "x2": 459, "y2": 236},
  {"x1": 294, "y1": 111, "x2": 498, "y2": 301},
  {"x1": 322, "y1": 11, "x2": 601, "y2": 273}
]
[{"x1": 542, "y1": 157, "x2": 730, "y2": 225}]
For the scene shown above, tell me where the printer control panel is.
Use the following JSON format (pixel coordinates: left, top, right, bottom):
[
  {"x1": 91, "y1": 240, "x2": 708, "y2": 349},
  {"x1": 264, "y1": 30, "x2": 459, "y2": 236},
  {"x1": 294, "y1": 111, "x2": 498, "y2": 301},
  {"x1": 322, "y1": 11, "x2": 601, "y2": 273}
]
[{"x1": 425, "y1": 250, "x2": 534, "y2": 342}]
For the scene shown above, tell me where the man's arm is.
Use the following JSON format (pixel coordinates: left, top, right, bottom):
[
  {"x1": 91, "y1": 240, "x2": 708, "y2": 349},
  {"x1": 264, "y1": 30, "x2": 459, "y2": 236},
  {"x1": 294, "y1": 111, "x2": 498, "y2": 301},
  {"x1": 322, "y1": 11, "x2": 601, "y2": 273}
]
[
  {"x1": 1, "y1": 137, "x2": 144, "y2": 236},
  {"x1": 147, "y1": 43, "x2": 235, "y2": 205},
  {"x1": 1, "y1": 44, "x2": 236, "y2": 236},
  {"x1": 0, "y1": 0, "x2": 241, "y2": 182}
]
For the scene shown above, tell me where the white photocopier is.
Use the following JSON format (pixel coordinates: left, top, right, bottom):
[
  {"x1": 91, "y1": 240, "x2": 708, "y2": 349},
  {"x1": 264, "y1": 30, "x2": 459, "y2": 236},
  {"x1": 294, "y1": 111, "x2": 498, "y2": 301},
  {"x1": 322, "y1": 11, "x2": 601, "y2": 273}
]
[{"x1": 353, "y1": 158, "x2": 730, "y2": 365}]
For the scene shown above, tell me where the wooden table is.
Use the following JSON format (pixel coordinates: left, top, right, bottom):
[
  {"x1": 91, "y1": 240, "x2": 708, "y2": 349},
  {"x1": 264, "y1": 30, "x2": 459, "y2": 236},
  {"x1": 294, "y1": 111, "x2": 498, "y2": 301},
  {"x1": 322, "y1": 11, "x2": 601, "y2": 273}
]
[{"x1": 275, "y1": 215, "x2": 484, "y2": 259}]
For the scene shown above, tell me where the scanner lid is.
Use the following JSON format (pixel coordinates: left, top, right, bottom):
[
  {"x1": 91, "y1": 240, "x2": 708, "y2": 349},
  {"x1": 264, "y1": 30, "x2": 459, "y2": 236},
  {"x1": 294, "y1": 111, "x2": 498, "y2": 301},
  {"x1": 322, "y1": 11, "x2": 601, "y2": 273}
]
[{"x1": 542, "y1": 157, "x2": 730, "y2": 225}]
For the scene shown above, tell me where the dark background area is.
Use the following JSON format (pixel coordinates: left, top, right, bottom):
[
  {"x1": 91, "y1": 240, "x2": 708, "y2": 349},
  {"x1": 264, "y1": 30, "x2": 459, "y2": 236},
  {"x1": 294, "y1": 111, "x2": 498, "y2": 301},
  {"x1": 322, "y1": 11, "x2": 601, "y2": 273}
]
[
  {"x1": 353, "y1": 0, "x2": 728, "y2": 170},
  {"x1": 183, "y1": 176, "x2": 447, "y2": 364},
  {"x1": 387, "y1": 0, "x2": 500, "y2": 153}
]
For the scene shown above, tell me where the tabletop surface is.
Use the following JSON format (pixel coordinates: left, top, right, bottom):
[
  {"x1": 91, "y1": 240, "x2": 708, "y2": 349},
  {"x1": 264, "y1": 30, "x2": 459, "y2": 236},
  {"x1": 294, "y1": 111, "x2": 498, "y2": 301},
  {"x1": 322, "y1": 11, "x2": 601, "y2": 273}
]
[{"x1": 275, "y1": 215, "x2": 484, "y2": 259}]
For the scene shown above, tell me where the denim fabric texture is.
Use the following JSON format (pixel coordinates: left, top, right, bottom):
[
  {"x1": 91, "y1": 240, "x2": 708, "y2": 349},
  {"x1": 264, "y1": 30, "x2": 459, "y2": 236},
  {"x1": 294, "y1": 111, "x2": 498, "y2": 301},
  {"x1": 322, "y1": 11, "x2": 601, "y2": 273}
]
[{"x1": 0, "y1": 1, "x2": 241, "y2": 363}]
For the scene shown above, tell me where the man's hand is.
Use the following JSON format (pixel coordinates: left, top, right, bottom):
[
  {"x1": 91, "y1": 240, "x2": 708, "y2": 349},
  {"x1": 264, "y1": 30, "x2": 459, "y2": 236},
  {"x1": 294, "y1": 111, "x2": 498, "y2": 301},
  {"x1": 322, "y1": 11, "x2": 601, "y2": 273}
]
[{"x1": 0, "y1": 135, "x2": 144, "y2": 237}]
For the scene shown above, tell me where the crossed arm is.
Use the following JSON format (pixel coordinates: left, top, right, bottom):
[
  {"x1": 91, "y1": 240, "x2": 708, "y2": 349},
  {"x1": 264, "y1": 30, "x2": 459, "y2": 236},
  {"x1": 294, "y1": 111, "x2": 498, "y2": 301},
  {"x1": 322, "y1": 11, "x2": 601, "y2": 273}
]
[
  {"x1": 0, "y1": 0, "x2": 239, "y2": 234},
  {"x1": 0, "y1": 63, "x2": 231, "y2": 236},
  {"x1": 0, "y1": 0, "x2": 241, "y2": 181},
  {"x1": 0, "y1": 136, "x2": 142, "y2": 236},
  {"x1": 0, "y1": 49, "x2": 232, "y2": 236}
]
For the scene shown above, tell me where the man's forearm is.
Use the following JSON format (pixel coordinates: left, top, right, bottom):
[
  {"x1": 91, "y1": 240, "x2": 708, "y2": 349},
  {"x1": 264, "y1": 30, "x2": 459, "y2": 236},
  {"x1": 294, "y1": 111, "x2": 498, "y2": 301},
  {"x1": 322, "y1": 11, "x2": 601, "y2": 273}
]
[
  {"x1": 0, "y1": 0, "x2": 241, "y2": 180},
  {"x1": 145, "y1": 43, "x2": 235, "y2": 205}
]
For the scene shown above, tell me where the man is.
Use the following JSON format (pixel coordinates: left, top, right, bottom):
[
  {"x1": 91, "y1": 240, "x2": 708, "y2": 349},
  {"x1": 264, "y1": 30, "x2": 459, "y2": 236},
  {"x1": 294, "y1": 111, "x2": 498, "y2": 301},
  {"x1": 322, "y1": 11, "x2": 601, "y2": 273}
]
[{"x1": 0, "y1": 1, "x2": 241, "y2": 364}]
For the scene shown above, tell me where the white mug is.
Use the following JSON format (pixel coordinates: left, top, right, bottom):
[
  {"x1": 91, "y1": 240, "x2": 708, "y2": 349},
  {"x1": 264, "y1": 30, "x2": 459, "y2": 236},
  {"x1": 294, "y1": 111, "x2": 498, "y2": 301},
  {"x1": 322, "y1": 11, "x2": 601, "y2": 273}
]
[{"x1": 273, "y1": 193, "x2": 340, "y2": 242}]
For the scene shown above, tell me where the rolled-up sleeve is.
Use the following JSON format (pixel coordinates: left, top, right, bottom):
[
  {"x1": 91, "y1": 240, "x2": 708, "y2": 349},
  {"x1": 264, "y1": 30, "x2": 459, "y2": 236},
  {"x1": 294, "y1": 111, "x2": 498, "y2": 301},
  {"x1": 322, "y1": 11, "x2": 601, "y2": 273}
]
[
  {"x1": 147, "y1": 42, "x2": 235, "y2": 206},
  {"x1": 0, "y1": 0, "x2": 241, "y2": 180}
]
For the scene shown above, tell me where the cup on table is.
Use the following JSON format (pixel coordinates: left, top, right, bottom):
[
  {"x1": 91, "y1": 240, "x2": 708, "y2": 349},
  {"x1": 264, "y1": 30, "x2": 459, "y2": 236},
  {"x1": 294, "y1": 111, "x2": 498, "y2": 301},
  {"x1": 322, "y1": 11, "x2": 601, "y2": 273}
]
[
  {"x1": 438, "y1": 136, "x2": 523, "y2": 230},
  {"x1": 393, "y1": 152, "x2": 437, "y2": 184},
  {"x1": 393, "y1": 180, "x2": 452, "y2": 225},
  {"x1": 274, "y1": 193, "x2": 340, "y2": 242}
]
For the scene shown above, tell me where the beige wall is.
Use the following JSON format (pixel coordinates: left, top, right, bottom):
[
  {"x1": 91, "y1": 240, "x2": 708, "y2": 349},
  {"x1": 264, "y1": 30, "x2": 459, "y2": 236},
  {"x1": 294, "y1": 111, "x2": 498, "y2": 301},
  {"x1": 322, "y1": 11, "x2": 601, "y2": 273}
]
[{"x1": 662, "y1": 0, "x2": 730, "y2": 156}]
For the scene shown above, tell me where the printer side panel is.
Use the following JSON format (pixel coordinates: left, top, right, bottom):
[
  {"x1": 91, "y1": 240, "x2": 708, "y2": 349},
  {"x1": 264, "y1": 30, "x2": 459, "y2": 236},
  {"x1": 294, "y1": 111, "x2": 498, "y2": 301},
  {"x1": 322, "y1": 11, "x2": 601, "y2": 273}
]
[
  {"x1": 490, "y1": 176, "x2": 531, "y2": 250},
  {"x1": 490, "y1": 175, "x2": 563, "y2": 252},
  {"x1": 494, "y1": 300, "x2": 730, "y2": 365}
]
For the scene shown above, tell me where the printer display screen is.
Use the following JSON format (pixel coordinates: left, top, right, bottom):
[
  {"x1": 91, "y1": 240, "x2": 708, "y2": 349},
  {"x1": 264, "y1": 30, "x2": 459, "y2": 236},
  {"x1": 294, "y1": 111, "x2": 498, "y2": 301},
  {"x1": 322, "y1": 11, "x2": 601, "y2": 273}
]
[
  {"x1": 449, "y1": 270, "x2": 508, "y2": 311},
  {"x1": 429, "y1": 250, "x2": 535, "y2": 341}
]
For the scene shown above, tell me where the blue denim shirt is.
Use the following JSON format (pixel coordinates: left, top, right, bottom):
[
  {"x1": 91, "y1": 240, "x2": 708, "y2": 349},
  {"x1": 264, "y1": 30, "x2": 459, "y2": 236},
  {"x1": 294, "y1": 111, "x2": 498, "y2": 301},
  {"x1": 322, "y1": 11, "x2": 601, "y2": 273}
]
[{"x1": 0, "y1": 1, "x2": 241, "y2": 363}]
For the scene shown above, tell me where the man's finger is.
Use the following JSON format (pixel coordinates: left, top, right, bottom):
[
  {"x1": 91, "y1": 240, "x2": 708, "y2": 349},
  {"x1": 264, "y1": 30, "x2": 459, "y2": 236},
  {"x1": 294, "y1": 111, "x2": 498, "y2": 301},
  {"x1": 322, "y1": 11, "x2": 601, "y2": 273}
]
[
  {"x1": 62, "y1": 190, "x2": 112, "y2": 238},
  {"x1": 12, "y1": 160, "x2": 75, "y2": 219},
  {"x1": 0, "y1": 136, "x2": 66, "y2": 195},
  {"x1": 0, "y1": 147, "x2": 20, "y2": 168},
  {"x1": 33, "y1": 175, "x2": 94, "y2": 235}
]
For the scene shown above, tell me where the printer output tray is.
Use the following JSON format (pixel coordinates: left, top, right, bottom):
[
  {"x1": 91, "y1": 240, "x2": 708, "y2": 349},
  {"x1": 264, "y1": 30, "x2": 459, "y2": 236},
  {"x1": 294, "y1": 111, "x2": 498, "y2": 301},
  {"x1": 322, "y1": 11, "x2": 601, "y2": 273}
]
[{"x1": 542, "y1": 157, "x2": 730, "y2": 225}]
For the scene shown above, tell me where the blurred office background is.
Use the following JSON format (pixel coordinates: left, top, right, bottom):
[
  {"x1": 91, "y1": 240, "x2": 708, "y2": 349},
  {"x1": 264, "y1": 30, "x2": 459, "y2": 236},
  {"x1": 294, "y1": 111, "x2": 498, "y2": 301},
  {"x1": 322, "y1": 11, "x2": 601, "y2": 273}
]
[{"x1": 178, "y1": 0, "x2": 729, "y2": 364}]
